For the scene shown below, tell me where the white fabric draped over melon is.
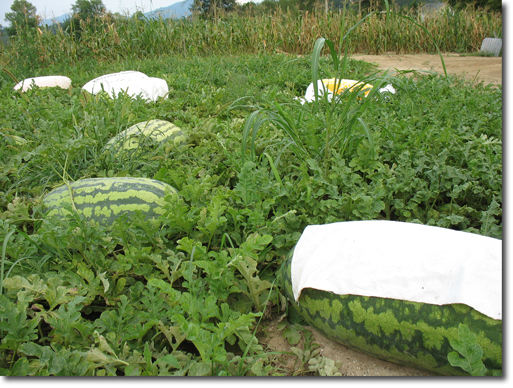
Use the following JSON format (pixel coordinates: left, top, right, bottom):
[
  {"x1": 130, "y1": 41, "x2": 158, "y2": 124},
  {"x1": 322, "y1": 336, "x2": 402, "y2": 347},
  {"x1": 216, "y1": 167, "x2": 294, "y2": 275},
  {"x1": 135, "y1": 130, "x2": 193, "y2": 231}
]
[{"x1": 291, "y1": 220, "x2": 502, "y2": 320}]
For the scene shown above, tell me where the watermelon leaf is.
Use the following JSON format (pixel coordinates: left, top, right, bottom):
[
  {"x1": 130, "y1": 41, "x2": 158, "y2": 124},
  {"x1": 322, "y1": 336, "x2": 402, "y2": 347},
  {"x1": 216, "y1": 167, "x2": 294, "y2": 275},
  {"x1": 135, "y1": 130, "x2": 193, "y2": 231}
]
[
  {"x1": 157, "y1": 354, "x2": 181, "y2": 369},
  {"x1": 447, "y1": 324, "x2": 488, "y2": 376},
  {"x1": 8, "y1": 357, "x2": 29, "y2": 376},
  {"x1": 228, "y1": 233, "x2": 273, "y2": 311},
  {"x1": 0, "y1": 294, "x2": 39, "y2": 351},
  {"x1": 282, "y1": 324, "x2": 302, "y2": 346},
  {"x1": 308, "y1": 356, "x2": 342, "y2": 376}
]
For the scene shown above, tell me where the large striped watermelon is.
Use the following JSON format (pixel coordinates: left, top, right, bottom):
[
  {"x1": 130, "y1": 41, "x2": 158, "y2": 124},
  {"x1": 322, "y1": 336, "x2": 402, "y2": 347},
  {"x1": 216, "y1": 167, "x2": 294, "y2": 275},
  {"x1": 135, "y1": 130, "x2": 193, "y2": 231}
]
[
  {"x1": 43, "y1": 177, "x2": 177, "y2": 226},
  {"x1": 281, "y1": 222, "x2": 502, "y2": 376},
  {"x1": 281, "y1": 251, "x2": 502, "y2": 375},
  {"x1": 104, "y1": 119, "x2": 186, "y2": 158}
]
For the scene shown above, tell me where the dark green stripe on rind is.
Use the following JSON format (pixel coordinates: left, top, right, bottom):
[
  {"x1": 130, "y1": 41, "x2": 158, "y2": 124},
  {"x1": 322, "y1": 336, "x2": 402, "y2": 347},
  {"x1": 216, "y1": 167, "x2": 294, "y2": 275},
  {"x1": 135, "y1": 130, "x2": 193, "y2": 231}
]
[
  {"x1": 281, "y1": 248, "x2": 502, "y2": 376},
  {"x1": 43, "y1": 177, "x2": 177, "y2": 226}
]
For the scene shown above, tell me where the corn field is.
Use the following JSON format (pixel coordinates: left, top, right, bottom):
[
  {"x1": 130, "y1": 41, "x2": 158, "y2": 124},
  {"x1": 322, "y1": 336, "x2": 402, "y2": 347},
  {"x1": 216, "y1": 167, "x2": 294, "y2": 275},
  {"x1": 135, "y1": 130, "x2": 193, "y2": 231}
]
[{"x1": 0, "y1": 5, "x2": 502, "y2": 71}]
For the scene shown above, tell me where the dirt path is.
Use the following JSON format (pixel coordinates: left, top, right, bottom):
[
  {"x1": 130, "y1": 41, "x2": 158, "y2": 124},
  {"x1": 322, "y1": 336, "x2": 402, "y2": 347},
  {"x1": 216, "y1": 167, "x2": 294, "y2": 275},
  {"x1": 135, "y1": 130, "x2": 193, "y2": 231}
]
[
  {"x1": 351, "y1": 52, "x2": 502, "y2": 85},
  {"x1": 264, "y1": 53, "x2": 501, "y2": 377}
]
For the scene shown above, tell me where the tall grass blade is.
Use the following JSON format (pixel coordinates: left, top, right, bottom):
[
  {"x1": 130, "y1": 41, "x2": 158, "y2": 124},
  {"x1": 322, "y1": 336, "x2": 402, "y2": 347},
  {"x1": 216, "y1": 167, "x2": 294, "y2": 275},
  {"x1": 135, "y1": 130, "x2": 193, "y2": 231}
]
[
  {"x1": 241, "y1": 110, "x2": 267, "y2": 163},
  {"x1": 312, "y1": 37, "x2": 326, "y2": 104},
  {"x1": 1, "y1": 226, "x2": 16, "y2": 296},
  {"x1": 263, "y1": 152, "x2": 285, "y2": 192}
]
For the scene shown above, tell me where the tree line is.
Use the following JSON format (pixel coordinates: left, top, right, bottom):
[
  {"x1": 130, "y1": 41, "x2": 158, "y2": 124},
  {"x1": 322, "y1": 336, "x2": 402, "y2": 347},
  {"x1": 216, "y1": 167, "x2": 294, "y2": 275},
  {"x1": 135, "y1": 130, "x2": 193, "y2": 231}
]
[{"x1": 2, "y1": 0, "x2": 106, "y2": 37}]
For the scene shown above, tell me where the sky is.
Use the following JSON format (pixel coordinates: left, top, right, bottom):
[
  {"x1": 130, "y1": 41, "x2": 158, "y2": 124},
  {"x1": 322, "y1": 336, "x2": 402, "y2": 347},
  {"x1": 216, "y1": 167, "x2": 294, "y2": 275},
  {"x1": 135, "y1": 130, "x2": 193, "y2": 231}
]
[{"x1": 1, "y1": 0, "x2": 190, "y2": 26}]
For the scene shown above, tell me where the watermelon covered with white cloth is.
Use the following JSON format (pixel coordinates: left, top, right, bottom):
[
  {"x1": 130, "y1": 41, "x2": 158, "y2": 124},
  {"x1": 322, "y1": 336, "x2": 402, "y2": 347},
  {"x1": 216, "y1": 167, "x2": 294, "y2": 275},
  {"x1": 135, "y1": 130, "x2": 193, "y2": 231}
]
[
  {"x1": 295, "y1": 78, "x2": 396, "y2": 104},
  {"x1": 82, "y1": 71, "x2": 169, "y2": 102},
  {"x1": 281, "y1": 220, "x2": 502, "y2": 375},
  {"x1": 14, "y1": 76, "x2": 72, "y2": 92}
]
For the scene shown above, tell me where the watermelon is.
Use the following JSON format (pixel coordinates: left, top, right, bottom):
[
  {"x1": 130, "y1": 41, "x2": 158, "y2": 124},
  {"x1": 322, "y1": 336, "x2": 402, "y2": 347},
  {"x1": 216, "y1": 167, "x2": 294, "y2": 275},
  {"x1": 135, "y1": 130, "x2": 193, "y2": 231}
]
[
  {"x1": 321, "y1": 78, "x2": 374, "y2": 97},
  {"x1": 104, "y1": 119, "x2": 187, "y2": 158},
  {"x1": 281, "y1": 247, "x2": 502, "y2": 376},
  {"x1": 14, "y1": 76, "x2": 72, "y2": 92},
  {"x1": 81, "y1": 71, "x2": 169, "y2": 102},
  {"x1": 43, "y1": 177, "x2": 177, "y2": 226},
  {"x1": 298, "y1": 78, "x2": 395, "y2": 104}
]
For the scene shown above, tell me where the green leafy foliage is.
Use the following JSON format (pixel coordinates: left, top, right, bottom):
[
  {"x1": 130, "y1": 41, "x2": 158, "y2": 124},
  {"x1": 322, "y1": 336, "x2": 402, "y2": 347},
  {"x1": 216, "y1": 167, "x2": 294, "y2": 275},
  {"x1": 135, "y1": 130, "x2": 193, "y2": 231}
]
[
  {"x1": 280, "y1": 324, "x2": 342, "y2": 376},
  {"x1": 0, "y1": 294, "x2": 39, "y2": 352},
  {"x1": 448, "y1": 324, "x2": 499, "y2": 376},
  {"x1": 61, "y1": 0, "x2": 107, "y2": 41},
  {"x1": 191, "y1": 0, "x2": 237, "y2": 19},
  {"x1": 4, "y1": 0, "x2": 38, "y2": 37}
]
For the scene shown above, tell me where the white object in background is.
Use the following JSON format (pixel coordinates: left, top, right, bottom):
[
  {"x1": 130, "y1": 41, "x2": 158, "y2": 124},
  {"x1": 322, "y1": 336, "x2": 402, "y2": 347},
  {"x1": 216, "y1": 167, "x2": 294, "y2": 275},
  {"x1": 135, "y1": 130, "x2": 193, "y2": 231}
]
[
  {"x1": 291, "y1": 220, "x2": 502, "y2": 320},
  {"x1": 378, "y1": 84, "x2": 396, "y2": 94},
  {"x1": 295, "y1": 79, "x2": 395, "y2": 104},
  {"x1": 82, "y1": 71, "x2": 169, "y2": 102},
  {"x1": 480, "y1": 38, "x2": 502, "y2": 57},
  {"x1": 14, "y1": 76, "x2": 72, "y2": 92}
]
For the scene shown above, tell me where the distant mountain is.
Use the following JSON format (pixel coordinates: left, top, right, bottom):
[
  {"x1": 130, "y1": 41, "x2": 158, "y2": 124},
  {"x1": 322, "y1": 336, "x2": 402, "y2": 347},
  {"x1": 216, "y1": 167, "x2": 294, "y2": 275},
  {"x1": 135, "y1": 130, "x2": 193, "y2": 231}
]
[
  {"x1": 144, "y1": 0, "x2": 193, "y2": 20},
  {"x1": 145, "y1": 0, "x2": 263, "y2": 19},
  {"x1": 40, "y1": 13, "x2": 72, "y2": 26}
]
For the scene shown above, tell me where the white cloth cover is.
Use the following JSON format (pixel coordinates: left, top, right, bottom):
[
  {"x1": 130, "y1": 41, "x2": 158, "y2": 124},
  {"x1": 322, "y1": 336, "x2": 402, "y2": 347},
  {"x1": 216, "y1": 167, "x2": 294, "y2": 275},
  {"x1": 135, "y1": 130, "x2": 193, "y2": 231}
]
[
  {"x1": 82, "y1": 71, "x2": 169, "y2": 102},
  {"x1": 291, "y1": 221, "x2": 502, "y2": 320},
  {"x1": 14, "y1": 76, "x2": 72, "y2": 92}
]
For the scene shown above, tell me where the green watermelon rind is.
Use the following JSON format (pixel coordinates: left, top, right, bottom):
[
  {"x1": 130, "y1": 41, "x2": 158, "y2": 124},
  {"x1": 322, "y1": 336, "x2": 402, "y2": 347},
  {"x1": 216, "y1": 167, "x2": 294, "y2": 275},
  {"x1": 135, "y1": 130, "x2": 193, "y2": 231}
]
[
  {"x1": 104, "y1": 119, "x2": 187, "y2": 156},
  {"x1": 280, "y1": 248, "x2": 502, "y2": 376},
  {"x1": 43, "y1": 177, "x2": 178, "y2": 226}
]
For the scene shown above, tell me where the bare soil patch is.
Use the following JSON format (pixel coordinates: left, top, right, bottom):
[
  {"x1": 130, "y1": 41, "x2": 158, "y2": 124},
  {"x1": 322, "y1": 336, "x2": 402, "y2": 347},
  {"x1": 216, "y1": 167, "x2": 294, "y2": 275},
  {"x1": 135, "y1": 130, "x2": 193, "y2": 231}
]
[
  {"x1": 351, "y1": 52, "x2": 502, "y2": 85},
  {"x1": 262, "y1": 316, "x2": 431, "y2": 377}
]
